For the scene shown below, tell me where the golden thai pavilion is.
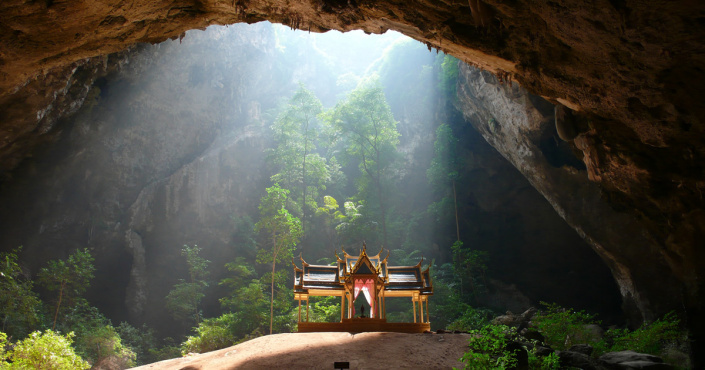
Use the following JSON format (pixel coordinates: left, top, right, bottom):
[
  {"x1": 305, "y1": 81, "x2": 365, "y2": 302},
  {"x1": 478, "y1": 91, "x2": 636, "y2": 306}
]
[{"x1": 292, "y1": 243, "x2": 433, "y2": 333}]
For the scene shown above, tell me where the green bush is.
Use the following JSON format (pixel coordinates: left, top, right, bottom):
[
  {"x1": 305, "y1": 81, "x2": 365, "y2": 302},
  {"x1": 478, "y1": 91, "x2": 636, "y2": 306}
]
[
  {"x1": 116, "y1": 322, "x2": 158, "y2": 365},
  {"x1": 594, "y1": 311, "x2": 685, "y2": 360},
  {"x1": 458, "y1": 324, "x2": 518, "y2": 370},
  {"x1": 181, "y1": 313, "x2": 240, "y2": 354},
  {"x1": 5, "y1": 330, "x2": 90, "y2": 369},
  {"x1": 0, "y1": 247, "x2": 42, "y2": 339},
  {"x1": 147, "y1": 337, "x2": 182, "y2": 362},
  {"x1": 531, "y1": 302, "x2": 600, "y2": 351},
  {"x1": 609, "y1": 312, "x2": 681, "y2": 354},
  {"x1": 447, "y1": 306, "x2": 493, "y2": 332},
  {"x1": 77, "y1": 324, "x2": 136, "y2": 368},
  {"x1": 528, "y1": 350, "x2": 560, "y2": 370},
  {"x1": 56, "y1": 303, "x2": 135, "y2": 367}
]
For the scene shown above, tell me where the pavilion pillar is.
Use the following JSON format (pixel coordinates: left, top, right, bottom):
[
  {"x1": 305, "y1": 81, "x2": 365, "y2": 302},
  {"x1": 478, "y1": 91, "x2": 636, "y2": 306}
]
[
  {"x1": 306, "y1": 298, "x2": 310, "y2": 322},
  {"x1": 341, "y1": 294, "x2": 345, "y2": 322},
  {"x1": 419, "y1": 296, "x2": 424, "y2": 323},
  {"x1": 298, "y1": 297, "x2": 302, "y2": 322},
  {"x1": 412, "y1": 298, "x2": 417, "y2": 323},
  {"x1": 425, "y1": 298, "x2": 430, "y2": 324},
  {"x1": 347, "y1": 292, "x2": 352, "y2": 319},
  {"x1": 382, "y1": 289, "x2": 386, "y2": 319}
]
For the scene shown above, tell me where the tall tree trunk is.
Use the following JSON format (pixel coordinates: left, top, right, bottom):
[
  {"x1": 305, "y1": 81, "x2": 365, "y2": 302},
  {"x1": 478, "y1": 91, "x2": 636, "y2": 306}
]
[
  {"x1": 270, "y1": 233, "x2": 277, "y2": 335},
  {"x1": 52, "y1": 282, "x2": 64, "y2": 330},
  {"x1": 270, "y1": 259, "x2": 275, "y2": 335}
]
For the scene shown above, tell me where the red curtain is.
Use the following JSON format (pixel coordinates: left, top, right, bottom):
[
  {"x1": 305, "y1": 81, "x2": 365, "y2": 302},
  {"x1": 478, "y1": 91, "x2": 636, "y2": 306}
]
[{"x1": 353, "y1": 278, "x2": 376, "y2": 317}]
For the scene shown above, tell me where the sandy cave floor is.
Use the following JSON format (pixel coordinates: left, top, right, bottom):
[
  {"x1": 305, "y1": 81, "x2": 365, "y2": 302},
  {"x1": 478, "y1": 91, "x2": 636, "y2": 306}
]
[{"x1": 131, "y1": 332, "x2": 470, "y2": 369}]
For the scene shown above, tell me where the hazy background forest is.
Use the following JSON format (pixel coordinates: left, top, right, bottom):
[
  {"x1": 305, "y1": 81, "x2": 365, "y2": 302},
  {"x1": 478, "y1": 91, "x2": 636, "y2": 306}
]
[{"x1": 0, "y1": 22, "x2": 625, "y2": 366}]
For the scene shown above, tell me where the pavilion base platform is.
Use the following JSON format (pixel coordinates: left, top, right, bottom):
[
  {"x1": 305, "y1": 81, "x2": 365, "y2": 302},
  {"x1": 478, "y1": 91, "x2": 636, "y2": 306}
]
[{"x1": 297, "y1": 318, "x2": 431, "y2": 334}]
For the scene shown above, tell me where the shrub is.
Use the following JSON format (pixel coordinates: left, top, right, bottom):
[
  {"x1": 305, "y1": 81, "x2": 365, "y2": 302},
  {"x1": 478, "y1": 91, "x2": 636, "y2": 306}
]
[
  {"x1": 0, "y1": 247, "x2": 42, "y2": 339},
  {"x1": 6, "y1": 330, "x2": 90, "y2": 369},
  {"x1": 447, "y1": 306, "x2": 493, "y2": 332},
  {"x1": 57, "y1": 303, "x2": 135, "y2": 367},
  {"x1": 181, "y1": 313, "x2": 240, "y2": 354},
  {"x1": 78, "y1": 324, "x2": 136, "y2": 368},
  {"x1": 116, "y1": 322, "x2": 158, "y2": 365},
  {"x1": 531, "y1": 302, "x2": 600, "y2": 350},
  {"x1": 148, "y1": 337, "x2": 182, "y2": 362},
  {"x1": 459, "y1": 324, "x2": 518, "y2": 370},
  {"x1": 610, "y1": 312, "x2": 682, "y2": 354},
  {"x1": 528, "y1": 350, "x2": 560, "y2": 370},
  {"x1": 595, "y1": 311, "x2": 685, "y2": 359}
]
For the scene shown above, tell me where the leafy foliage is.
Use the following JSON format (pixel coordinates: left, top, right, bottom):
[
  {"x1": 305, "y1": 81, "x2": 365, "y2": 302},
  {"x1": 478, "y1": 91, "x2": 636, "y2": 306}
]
[
  {"x1": 307, "y1": 296, "x2": 341, "y2": 323},
  {"x1": 532, "y1": 302, "x2": 601, "y2": 351},
  {"x1": 219, "y1": 258, "x2": 268, "y2": 335},
  {"x1": 606, "y1": 312, "x2": 682, "y2": 354},
  {"x1": 269, "y1": 84, "x2": 327, "y2": 236},
  {"x1": 181, "y1": 313, "x2": 240, "y2": 354},
  {"x1": 255, "y1": 184, "x2": 303, "y2": 334},
  {"x1": 459, "y1": 324, "x2": 518, "y2": 370},
  {"x1": 37, "y1": 249, "x2": 95, "y2": 330},
  {"x1": 0, "y1": 247, "x2": 42, "y2": 338},
  {"x1": 4, "y1": 330, "x2": 90, "y2": 370},
  {"x1": 528, "y1": 350, "x2": 561, "y2": 370},
  {"x1": 447, "y1": 306, "x2": 493, "y2": 332},
  {"x1": 52, "y1": 302, "x2": 134, "y2": 367},
  {"x1": 438, "y1": 54, "x2": 460, "y2": 97},
  {"x1": 324, "y1": 79, "x2": 400, "y2": 247},
  {"x1": 451, "y1": 241, "x2": 488, "y2": 300},
  {"x1": 77, "y1": 324, "x2": 135, "y2": 368},
  {"x1": 116, "y1": 322, "x2": 158, "y2": 365},
  {"x1": 165, "y1": 245, "x2": 210, "y2": 326},
  {"x1": 594, "y1": 311, "x2": 685, "y2": 360}
]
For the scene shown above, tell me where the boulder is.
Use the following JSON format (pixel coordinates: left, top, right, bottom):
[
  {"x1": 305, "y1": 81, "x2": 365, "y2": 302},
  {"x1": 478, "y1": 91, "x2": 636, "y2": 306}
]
[
  {"x1": 558, "y1": 350, "x2": 607, "y2": 370},
  {"x1": 569, "y1": 343, "x2": 594, "y2": 356},
  {"x1": 599, "y1": 351, "x2": 673, "y2": 370}
]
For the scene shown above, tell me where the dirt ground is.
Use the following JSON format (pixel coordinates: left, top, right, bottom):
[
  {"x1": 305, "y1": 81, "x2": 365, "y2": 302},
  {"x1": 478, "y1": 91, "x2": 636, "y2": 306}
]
[{"x1": 131, "y1": 332, "x2": 470, "y2": 369}]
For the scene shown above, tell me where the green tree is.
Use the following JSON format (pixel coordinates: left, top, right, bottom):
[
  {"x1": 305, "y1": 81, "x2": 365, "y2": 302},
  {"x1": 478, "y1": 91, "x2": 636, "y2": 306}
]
[
  {"x1": 219, "y1": 257, "x2": 268, "y2": 335},
  {"x1": 37, "y1": 248, "x2": 95, "y2": 330},
  {"x1": 255, "y1": 184, "x2": 302, "y2": 334},
  {"x1": 325, "y1": 80, "x2": 400, "y2": 247},
  {"x1": 438, "y1": 54, "x2": 459, "y2": 97},
  {"x1": 270, "y1": 84, "x2": 325, "y2": 240},
  {"x1": 0, "y1": 247, "x2": 41, "y2": 338},
  {"x1": 165, "y1": 245, "x2": 210, "y2": 326}
]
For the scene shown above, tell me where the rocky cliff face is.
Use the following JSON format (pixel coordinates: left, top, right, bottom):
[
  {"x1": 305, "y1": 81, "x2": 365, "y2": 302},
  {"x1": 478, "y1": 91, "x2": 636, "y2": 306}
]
[
  {"x1": 455, "y1": 63, "x2": 699, "y2": 337},
  {"x1": 0, "y1": 24, "x2": 281, "y2": 330}
]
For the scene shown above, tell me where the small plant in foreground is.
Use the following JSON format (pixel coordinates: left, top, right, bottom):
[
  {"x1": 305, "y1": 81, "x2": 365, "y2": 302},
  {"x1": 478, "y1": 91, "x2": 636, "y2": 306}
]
[
  {"x1": 4, "y1": 330, "x2": 90, "y2": 369},
  {"x1": 528, "y1": 349, "x2": 560, "y2": 370},
  {"x1": 595, "y1": 311, "x2": 685, "y2": 359},
  {"x1": 447, "y1": 306, "x2": 493, "y2": 332},
  {"x1": 181, "y1": 313, "x2": 239, "y2": 354},
  {"x1": 457, "y1": 324, "x2": 518, "y2": 370},
  {"x1": 532, "y1": 302, "x2": 600, "y2": 351}
]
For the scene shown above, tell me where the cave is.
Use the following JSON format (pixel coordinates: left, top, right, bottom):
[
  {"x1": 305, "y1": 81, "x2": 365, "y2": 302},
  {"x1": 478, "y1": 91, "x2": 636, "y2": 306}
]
[{"x1": 1, "y1": 0, "x2": 704, "y2": 367}]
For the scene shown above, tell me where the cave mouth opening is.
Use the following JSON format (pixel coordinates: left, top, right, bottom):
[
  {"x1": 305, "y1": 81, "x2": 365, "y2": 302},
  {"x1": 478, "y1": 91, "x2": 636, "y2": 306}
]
[{"x1": 0, "y1": 20, "x2": 623, "y2": 355}]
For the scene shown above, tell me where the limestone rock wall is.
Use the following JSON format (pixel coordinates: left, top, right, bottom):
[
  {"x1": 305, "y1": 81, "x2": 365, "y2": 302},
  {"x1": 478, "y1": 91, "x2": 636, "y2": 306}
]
[
  {"x1": 0, "y1": 24, "x2": 279, "y2": 330},
  {"x1": 455, "y1": 62, "x2": 699, "y2": 338}
]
